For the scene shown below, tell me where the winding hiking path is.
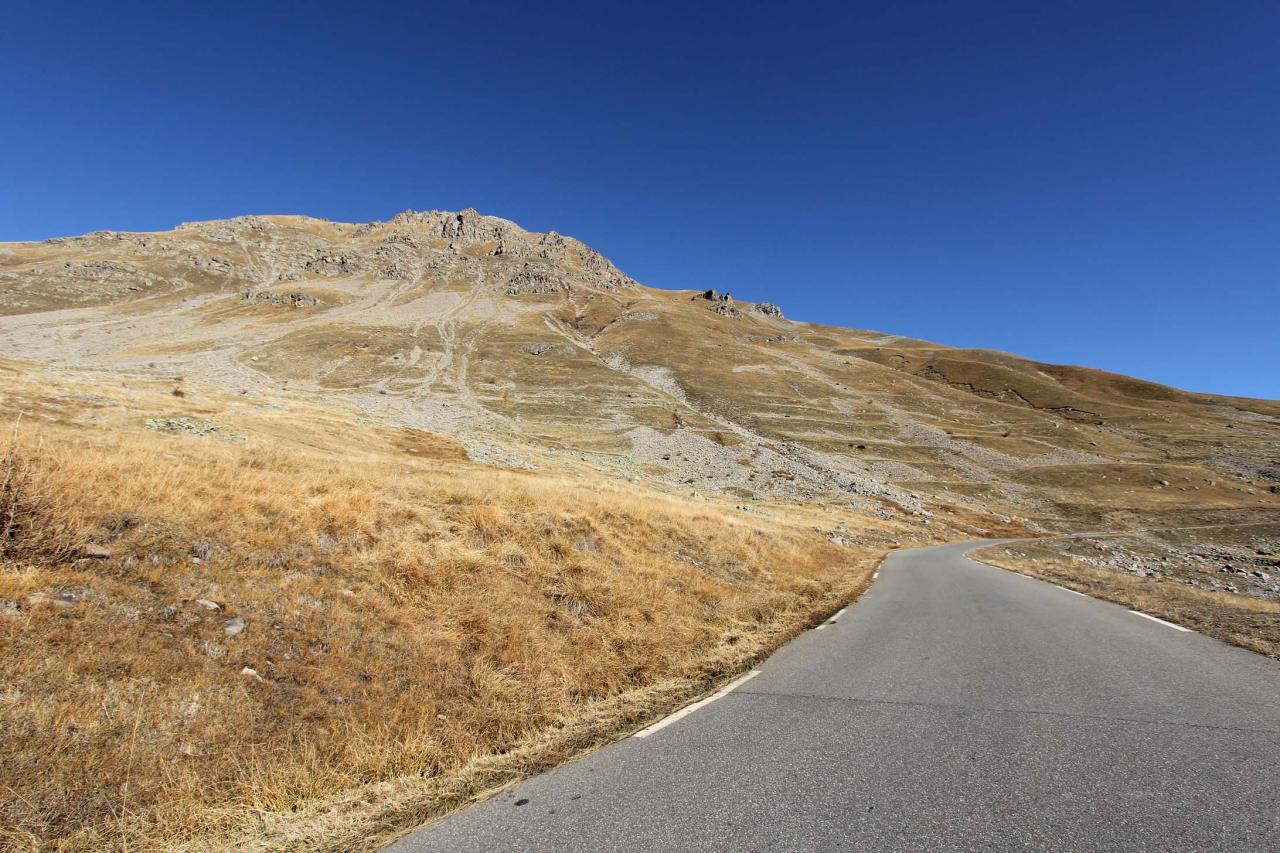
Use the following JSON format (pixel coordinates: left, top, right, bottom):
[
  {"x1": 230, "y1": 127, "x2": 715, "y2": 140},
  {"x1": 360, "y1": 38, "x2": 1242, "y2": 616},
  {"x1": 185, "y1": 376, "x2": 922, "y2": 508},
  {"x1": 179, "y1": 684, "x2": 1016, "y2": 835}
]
[{"x1": 390, "y1": 541, "x2": 1280, "y2": 851}]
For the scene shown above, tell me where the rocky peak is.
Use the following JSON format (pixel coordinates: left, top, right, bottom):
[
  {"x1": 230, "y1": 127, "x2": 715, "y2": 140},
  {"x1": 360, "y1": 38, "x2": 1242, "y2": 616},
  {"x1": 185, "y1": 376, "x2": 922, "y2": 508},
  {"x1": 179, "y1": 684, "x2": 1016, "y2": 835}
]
[
  {"x1": 3, "y1": 208, "x2": 648, "y2": 315},
  {"x1": 386, "y1": 208, "x2": 525, "y2": 245},
  {"x1": 693, "y1": 290, "x2": 784, "y2": 319}
]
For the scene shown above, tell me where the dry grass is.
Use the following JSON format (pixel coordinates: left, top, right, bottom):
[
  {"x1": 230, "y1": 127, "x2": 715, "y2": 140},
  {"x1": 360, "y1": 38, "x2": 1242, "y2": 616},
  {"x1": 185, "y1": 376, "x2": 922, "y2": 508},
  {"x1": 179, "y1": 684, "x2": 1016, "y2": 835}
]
[
  {"x1": 0, "y1": 372, "x2": 902, "y2": 851},
  {"x1": 1, "y1": 436, "x2": 30, "y2": 557},
  {"x1": 970, "y1": 539, "x2": 1280, "y2": 657}
]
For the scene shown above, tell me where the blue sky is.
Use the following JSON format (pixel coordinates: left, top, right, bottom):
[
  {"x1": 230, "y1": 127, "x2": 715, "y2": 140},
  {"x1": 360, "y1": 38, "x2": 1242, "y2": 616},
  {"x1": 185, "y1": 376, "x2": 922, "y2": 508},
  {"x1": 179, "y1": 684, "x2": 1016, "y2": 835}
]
[{"x1": 2, "y1": 1, "x2": 1277, "y2": 398}]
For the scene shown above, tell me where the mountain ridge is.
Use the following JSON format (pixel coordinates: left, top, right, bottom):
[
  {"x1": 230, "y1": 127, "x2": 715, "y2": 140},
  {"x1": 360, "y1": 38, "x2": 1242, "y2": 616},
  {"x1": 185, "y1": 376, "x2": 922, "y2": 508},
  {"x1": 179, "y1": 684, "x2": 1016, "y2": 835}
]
[{"x1": 3, "y1": 209, "x2": 1278, "y2": 531}]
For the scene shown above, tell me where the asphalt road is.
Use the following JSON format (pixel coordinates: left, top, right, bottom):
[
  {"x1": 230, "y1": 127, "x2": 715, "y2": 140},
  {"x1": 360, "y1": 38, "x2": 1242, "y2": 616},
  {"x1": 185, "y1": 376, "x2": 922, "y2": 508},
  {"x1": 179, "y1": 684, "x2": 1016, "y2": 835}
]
[{"x1": 389, "y1": 541, "x2": 1280, "y2": 852}]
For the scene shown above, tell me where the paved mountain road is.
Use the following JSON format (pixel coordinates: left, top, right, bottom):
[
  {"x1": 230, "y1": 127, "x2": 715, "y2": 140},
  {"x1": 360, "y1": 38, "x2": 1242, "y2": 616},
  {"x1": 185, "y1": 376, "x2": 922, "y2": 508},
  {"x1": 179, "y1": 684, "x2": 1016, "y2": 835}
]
[{"x1": 389, "y1": 541, "x2": 1280, "y2": 852}]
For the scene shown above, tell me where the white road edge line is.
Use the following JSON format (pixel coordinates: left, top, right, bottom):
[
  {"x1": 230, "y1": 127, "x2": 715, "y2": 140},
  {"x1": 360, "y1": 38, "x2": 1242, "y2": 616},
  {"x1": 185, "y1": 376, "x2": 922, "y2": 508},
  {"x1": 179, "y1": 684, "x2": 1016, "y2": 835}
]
[
  {"x1": 817, "y1": 604, "x2": 851, "y2": 631},
  {"x1": 633, "y1": 670, "x2": 761, "y2": 738},
  {"x1": 1130, "y1": 610, "x2": 1192, "y2": 632},
  {"x1": 1054, "y1": 584, "x2": 1086, "y2": 597}
]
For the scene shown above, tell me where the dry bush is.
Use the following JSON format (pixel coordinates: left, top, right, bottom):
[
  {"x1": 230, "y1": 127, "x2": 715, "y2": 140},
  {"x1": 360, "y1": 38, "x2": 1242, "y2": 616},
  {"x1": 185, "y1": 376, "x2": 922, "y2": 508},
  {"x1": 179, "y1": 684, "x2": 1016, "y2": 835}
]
[{"x1": 0, "y1": 415, "x2": 881, "y2": 850}]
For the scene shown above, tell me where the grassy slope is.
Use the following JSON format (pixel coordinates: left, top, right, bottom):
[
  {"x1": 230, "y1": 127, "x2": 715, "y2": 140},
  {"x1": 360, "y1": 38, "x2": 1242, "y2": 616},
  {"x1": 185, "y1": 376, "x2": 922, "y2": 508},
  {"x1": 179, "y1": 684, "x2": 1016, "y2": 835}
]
[{"x1": 0, "y1": 364, "x2": 950, "y2": 851}]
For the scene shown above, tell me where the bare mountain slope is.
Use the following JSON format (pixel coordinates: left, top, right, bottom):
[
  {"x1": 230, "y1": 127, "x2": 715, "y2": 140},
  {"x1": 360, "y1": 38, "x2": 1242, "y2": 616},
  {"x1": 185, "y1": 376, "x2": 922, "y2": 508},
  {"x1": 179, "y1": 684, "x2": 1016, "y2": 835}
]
[{"x1": 3, "y1": 209, "x2": 1276, "y2": 534}]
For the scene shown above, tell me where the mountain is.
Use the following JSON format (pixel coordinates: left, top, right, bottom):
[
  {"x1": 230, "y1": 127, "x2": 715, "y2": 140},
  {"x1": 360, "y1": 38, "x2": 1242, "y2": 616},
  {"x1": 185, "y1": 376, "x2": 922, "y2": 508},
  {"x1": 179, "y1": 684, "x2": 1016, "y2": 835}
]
[
  {"x1": 2, "y1": 209, "x2": 1277, "y2": 533},
  {"x1": 2, "y1": 210, "x2": 1278, "y2": 849}
]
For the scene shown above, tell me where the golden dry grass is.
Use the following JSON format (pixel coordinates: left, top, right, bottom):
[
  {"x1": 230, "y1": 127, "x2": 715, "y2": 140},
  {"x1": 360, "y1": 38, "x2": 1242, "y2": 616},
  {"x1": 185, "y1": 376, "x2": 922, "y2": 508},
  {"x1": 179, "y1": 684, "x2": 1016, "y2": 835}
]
[
  {"x1": 0, "y1": 369, "x2": 905, "y2": 851},
  {"x1": 971, "y1": 540, "x2": 1280, "y2": 657}
]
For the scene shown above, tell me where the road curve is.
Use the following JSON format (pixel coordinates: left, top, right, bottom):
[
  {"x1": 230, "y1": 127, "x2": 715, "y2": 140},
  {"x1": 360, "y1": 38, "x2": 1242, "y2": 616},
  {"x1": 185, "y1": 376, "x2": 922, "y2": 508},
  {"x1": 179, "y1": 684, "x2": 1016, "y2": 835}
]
[{"x1": 389, "y1": 541, "x2": 1280, "y2": 852}]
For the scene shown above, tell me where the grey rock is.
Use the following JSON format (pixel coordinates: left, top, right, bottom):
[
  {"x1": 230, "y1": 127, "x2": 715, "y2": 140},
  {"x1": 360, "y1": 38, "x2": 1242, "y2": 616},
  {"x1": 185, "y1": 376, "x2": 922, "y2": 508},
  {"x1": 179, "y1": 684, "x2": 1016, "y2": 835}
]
[
  {"x1": 27, "y1": 591, "x2": 78, "y2": 608},
  {"x1": 303, "y1": 253, "x2": 362, "y2": 276},
  {"x1": 192, "y1": 539, "x2": 219, "y2": 561},
  {"x1": 146, "y1": 416, "x2": 221, "y2": 436},
  {"x1": 240, "y1": 288, "x2": 318, "y2": 308},
  {"x1": 507, "y1": 264, "x2": 566, "y2": 295},
  {"x1": 224, "y1": 617, "x2": 247, "y2": 638}
]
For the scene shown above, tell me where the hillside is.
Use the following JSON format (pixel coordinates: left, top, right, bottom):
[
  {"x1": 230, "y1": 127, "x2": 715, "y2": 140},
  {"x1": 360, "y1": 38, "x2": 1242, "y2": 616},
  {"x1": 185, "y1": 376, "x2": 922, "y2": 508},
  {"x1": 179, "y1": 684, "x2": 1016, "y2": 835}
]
[
  {"x1": 1, "y1": 210, "x2": 1278, "y2": 850},
  {"x1": 3, "y1": 209, "x2": 1277, "y2": 531}
]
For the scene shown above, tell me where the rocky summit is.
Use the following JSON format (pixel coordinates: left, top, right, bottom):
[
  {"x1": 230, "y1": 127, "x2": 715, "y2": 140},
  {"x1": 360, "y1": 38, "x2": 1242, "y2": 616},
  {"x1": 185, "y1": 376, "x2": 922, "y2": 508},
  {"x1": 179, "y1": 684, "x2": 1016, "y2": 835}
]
[{"x1": 2, "y1": 208, "x2": 1278, "y2": 536}]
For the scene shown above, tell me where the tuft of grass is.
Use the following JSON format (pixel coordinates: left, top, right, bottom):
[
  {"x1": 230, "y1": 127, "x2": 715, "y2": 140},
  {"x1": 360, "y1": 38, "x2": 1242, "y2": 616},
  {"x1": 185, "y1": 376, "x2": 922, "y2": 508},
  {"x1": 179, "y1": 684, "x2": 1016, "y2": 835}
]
[
  {"x1": 2, "y1": 427, "x2": 75, "y2": 565},
  {"x1": 0, "y1": 438, "x2": 28, "y2": 556}
]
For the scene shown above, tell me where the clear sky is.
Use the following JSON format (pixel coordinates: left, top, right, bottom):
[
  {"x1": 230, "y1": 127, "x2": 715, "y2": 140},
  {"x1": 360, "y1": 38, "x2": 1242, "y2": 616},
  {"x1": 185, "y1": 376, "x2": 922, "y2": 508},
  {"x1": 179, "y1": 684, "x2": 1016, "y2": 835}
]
[{"x1": 2, "y1": 2, "x2": 1277, "y2": 398}]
